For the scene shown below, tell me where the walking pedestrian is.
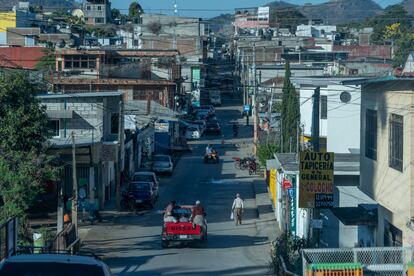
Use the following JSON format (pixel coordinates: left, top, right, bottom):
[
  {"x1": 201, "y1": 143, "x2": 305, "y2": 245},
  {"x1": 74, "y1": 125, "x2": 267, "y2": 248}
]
[{"x1": 232, "y1": 193, "x2": 244, "y2": 226}]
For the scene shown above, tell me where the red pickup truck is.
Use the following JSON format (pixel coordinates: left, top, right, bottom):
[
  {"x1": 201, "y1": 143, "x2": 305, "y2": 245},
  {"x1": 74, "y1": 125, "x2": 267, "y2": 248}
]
[{"x1": 161, "y1": 206, "x2": 207, "y2": 248}]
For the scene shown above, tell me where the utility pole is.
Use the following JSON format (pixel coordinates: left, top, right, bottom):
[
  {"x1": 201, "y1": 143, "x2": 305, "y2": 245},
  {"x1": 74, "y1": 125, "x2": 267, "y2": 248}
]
[
  {"x1": 173, "y1": 0, "x2": 178, "y2": 50},
  {"x1": 311, "y1": 87, "x2": 320, "y2": 152},
  {"x1": 116, "y1": 100, "x2": 125, "y2": 211},
  {"x1": 253, "y1": 44, "x2": 259, "y2": 154},
  {"x1": 71, "y1": 131, "x2": 78, "y2": 235},
  {"x1": 57, "y1": 181, "x2": 64, "y2": 234},
  {"x1": 311, "y1": 87, "x2": 320, "y2": 246}
]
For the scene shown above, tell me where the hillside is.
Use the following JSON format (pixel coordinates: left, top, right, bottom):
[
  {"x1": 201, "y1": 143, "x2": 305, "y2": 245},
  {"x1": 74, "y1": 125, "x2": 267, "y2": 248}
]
[
  {"x1": 402, "y1": 0, "x2": 414, "y2": 16},
  {"x1": 265, "y1": 1, "x2": 297, "y2": 9},
  {"x1": 0, "y1": 0, "x2": 76, "y2": 11},
  {"x1": 208, "y1": 14, "x2": 234, "y2": 37},
  {"x1": 300, "y1": 0, "x2": 383, "y2": 25}
]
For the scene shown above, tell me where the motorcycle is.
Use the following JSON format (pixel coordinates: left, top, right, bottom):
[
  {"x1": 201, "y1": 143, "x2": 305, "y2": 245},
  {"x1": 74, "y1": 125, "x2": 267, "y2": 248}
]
[
  {"x1": 248, "y1": 158, "x2": 258, "y2": 175},
  {"x1": 204, "y1": 150, "x2": 219, "y2": 164},
  {"x1": 121, "y1": 192, "x2": 135, "y2": 211},
  {"x1": 233, "y1": 157, "x2": 249, "y2": 170}
]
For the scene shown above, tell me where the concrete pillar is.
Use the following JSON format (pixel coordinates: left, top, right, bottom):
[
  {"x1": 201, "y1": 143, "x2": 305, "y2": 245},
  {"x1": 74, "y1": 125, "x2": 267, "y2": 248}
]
[{"x1": 89, "y1": 167, "x2": 95, "y2": 209}]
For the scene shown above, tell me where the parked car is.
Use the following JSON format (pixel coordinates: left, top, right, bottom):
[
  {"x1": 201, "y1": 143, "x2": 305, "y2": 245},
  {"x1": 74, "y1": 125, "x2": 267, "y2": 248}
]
[
  {"x1": 152, "y1": 155, "x2": 173, "y2": 175},
  {"x1": 126, "y1": 181, "x2": 157, "y2": 208},
  {"x1": 205, "y1": 122, "x2": 221, "y2": 135},
  {"x1": 0, "y1": 254, "x2": 113, "y2": 276},
  {"x1": 185, "y1": 126, "x2": 201, "y2": 140},
  {"x1": 132, "y1": 172, "x2": 159, "y2": 192},
  {"x1": 184, "y1": 120, "x2": 206, "y2": 135}
]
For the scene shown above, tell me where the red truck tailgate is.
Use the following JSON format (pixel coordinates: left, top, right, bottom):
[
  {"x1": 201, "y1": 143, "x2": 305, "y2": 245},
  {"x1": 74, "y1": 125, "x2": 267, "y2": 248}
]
[{"x1": 165, "y1": 222, "x2": 201, "y2": 235}]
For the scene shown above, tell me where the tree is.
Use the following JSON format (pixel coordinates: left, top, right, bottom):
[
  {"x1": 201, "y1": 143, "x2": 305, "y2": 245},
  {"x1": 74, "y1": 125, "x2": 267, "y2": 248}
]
[
  {"x1": 128, "y1": 2, "x2": 144, "y2": 24},
  {"x1": 0, "y1": 71, "x2": 58, "y2": 224},
  {"x1": 281, "y1": 62, "x2": 300, "y2": 153},
  {"x1": 35, "y1": 46, "x2": 55, "y2": 72},
  {"x1": 111, "y1": 8, "x2": 121, "y2": 20},
  {"x1": 365, "y1": 5, "x2": 413, "y2": 44}
]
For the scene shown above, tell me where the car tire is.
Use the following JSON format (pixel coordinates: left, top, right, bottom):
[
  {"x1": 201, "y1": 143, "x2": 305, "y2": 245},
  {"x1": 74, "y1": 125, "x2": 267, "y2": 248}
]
[{"x1": 161, "y1": 240, "x2": 169, "y2": 248}]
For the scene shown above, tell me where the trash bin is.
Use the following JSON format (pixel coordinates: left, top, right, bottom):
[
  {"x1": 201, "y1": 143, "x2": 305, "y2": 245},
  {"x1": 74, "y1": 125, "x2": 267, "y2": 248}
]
[{"x1": 307, "y1": 263, "x2": 363, "y2": 276}]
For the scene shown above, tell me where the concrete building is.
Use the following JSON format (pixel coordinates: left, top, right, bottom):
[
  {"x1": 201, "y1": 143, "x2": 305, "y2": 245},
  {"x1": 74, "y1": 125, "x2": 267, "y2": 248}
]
[
  {"x1": 38, "y1": 92, "x2": 124, "y2": 210},
  {"x1": 292, "y1": 77, "x2": 364, "y2": 153},
  {"x1": 0, "y1": 46, "x2": 45, "y2": 69},
  {"x1": 360, "y1": 78, "x2": 414, "y2": 246},
  {"x1": 0, "y1": 2, "x2": 37, "y2": 45},
  {"x1": 234, "y1": 7, "x2": 270, "y2": 35},
  {"x1": 53, "y1": 49, "x2": 180, "y2": 109},
  {"x1": 83, "y1": 0, "x2": 112, "y2": 25},
  {"x1": 296, "y1": 24, "x2": 337, "y2": 40}
]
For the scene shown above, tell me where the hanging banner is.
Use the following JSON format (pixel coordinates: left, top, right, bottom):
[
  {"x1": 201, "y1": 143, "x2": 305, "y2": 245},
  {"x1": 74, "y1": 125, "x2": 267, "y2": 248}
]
[
  {"x1": 288, "y1": 187, "x2": 296, "y2": 236},
  {"x1": 299, "y1": 152, "x2": 334, "y2": 208}
]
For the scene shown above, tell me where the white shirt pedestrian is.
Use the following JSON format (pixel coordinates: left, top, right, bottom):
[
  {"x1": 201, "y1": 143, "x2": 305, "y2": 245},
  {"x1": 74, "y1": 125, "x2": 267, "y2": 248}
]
[{"x1": 232, "y1": 196, "x2": 244, "y2": 209}]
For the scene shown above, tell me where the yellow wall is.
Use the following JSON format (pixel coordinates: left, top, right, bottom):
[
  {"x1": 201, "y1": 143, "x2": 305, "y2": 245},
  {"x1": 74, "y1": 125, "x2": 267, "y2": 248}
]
[
  {"x1": 269, "y1": 169, "x2": 277, "y2": 207},
  {"x1": 0, "y1": 11, "x2": 16, "y2": 32}
]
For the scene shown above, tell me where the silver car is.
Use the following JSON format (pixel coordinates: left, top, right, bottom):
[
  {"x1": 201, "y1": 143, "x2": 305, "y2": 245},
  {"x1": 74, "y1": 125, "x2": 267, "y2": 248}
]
[
  {"x1": 152, "y1": 155, "x2": 173, "y2": 175},
  {"x1": 0, "y1": 254, "x2": 112, "y2": 275}
]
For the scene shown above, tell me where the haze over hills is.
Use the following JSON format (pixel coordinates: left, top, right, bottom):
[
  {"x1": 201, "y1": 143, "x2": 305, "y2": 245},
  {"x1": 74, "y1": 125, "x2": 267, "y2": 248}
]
[{"x1": 0, "y1": 0, "x2": 76, "y2": 11}]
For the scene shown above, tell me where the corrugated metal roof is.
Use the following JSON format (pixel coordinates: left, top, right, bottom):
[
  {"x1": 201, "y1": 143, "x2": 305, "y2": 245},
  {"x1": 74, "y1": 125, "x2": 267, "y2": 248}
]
[{"x1": 37, "y1": 91, "x2": 123, "y2": 99}]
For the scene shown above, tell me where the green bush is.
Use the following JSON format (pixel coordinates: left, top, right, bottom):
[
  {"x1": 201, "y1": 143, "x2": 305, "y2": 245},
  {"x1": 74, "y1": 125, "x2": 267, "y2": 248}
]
[
  {"x1": 257, "y1": 143, "x2": 279, "y2": 166},
  {"x1": 270, "y1": 233, "x2": 309, "y2": 275}
]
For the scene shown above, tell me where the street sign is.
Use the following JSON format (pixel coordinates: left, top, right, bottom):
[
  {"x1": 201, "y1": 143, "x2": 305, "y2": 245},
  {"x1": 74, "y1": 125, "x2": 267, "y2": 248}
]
[
  {"x1": 299, "y1": 152, "x2": 334, "y2": 208},
  {"x1": 243, "y1": 105, "x2": 250, "y2": 112}
]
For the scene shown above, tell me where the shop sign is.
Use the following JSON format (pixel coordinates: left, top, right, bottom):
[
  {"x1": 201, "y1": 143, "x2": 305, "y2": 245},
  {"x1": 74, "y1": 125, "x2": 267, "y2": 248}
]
[
  {"x1": 288, "y1": 187, "x2": 296, "y2": 236},
  {"x1": 299, "y1": 152, "x2": 334, "y2": 208},
  {"x1": 102, "y1": 143, "x2": 118, "y2": 162}
]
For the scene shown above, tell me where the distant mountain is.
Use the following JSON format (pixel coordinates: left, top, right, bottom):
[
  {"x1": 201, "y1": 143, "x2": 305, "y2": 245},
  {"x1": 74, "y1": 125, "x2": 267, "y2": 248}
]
[
  {"x1": 266, "y1": 0, "x2": 382, "y2": 25},
  {"x1": 265, "y1": 1, "x2": 297, "y2": 9},
  {"x1": 0, "y1": 0, "x2": 76, "y2": 11},
  {"x1": 402, "y1": 0, "x2": 414, "y2": 16},
  {"x1": 299, "y1": 0, "x2": 383, "y2": 25},
  {"x1": 208, "y1": 14, "x2": 233, "y2": 37}
]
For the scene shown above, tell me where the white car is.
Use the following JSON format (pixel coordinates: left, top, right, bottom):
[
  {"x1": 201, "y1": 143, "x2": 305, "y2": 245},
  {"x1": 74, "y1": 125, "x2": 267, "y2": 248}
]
[
  {"x1": 152, "y1": 155, "x2": 173, "y2": 175},
  {"x1": 0, "y1": 254, "x2": 113, "y2": 275},
  {"x1": 185, "y1": 126, "x2": 201, "y2": 140}
]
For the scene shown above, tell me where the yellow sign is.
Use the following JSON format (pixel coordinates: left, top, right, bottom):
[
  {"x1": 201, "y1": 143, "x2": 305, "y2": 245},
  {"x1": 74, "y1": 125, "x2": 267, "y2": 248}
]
[
  {"x1": 299, "y1": 152, "x2": 334, "y2": 208},
  {"x1": 269, "y1": 169, "x2": 277, "y2": 207}
]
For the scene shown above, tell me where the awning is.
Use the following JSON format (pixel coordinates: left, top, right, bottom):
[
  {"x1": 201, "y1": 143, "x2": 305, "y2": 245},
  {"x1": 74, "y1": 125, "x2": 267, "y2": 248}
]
[
  {"x1": 46, "y1": 110, "x2": 73, "y2": 119},
  {"x1": 331, "y1": 206, "x2": 377, "y2": 226}
]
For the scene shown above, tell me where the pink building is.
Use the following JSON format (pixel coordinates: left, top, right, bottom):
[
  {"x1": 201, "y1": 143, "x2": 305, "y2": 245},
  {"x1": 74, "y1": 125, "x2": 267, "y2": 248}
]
[{"x1": 234, "y1": 7, "x2": 269, "y2": 34}]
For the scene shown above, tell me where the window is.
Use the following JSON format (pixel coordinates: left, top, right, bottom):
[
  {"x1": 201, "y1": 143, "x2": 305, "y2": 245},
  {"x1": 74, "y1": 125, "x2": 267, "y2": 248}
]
[
  {"x1": 389, "y1": 114, "x2": 403, "y2": 172},
  {"x1": 95, "y1": 17, "x2": 104, "y2": 24},
  {"x1": 111, "y1": 113, "x2": 119, "y2": 134},
  {"x1": 97, "y1": 5, "x2": 102, "y2": 10},
  {"x1": 365, "y1": 109, "x2": 377, "y2": 160},
  {"x1": 47, "y1": 120, "x2": 60, "y2": 138},
  {"x1": 86, "y1": 5, "x2": 91, "y2": 10},
  {"x1": 320, "y1": 95, "x2": 327, "y2": 119}
]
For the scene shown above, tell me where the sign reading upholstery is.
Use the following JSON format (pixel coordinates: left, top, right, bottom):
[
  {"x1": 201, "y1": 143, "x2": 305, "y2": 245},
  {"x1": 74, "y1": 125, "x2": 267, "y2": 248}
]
[{"x1": 299, "y1": 152, "x2": 334, "y2": 208}]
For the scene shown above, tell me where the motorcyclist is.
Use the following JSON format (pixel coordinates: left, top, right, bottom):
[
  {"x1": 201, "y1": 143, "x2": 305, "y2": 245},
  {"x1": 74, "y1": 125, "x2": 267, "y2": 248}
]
[{"x1": 205, "y1": 144, "x2": 213, "y2": 156}]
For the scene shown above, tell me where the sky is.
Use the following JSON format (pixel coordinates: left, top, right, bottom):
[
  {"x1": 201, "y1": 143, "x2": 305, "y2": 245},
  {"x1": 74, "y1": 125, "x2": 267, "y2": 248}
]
[{"x1": 111, "y1": 0, "x2": 401, "y2": 19}]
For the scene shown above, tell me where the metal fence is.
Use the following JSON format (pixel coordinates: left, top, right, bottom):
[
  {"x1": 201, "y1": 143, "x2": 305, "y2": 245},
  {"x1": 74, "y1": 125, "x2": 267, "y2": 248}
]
[{"x1": 303, "y1": 247, "x2": 414, "y2": 276}]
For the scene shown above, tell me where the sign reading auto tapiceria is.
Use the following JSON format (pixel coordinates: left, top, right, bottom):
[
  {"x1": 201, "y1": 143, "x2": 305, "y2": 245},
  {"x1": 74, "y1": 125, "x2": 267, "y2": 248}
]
[{"x1": 299, "y1": 152, "x2": 334, "y2": 208}]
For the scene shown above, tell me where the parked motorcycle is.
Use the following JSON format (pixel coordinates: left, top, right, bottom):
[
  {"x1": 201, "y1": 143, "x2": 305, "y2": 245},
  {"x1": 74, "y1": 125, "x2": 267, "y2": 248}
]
[
  {"x1": 233, "y1": 157, "x2": 249, "y2": 170},
  {"x1": 248, "y1": 158, "x2": 258, "y2": 175}
]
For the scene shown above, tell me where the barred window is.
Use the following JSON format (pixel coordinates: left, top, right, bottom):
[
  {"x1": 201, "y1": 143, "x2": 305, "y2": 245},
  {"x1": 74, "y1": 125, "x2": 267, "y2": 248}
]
[
  {"x1": 365, "y1": 109, "x2": 377, "y2": 160},
  {"x1": 320, "y1": 95, "x2": 327, "y2": 119},
  {"x1": 389, "y1": 114, "x2": 403, "y2": 172}
]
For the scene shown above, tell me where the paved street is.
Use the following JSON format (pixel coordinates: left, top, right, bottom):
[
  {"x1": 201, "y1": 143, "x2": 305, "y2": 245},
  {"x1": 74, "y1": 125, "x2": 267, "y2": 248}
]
[{"x1": 80, "y1": 104, "x2": 272, "y2": 275}]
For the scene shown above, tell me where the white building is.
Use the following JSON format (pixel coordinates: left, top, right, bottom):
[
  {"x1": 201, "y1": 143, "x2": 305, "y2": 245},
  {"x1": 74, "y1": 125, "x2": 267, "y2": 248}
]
[
  {"x1": 296, "y1": 24, "x2": 337, "y2": 40},
  {"x1": 292, "y1": 77, "x2": 364, "y2": 153},
  {"x1": 360, "y1": 78, "x2": 414, "y2": 246}
]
